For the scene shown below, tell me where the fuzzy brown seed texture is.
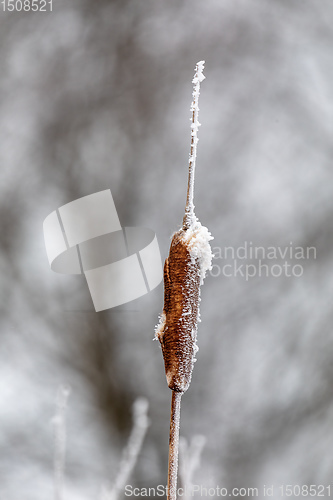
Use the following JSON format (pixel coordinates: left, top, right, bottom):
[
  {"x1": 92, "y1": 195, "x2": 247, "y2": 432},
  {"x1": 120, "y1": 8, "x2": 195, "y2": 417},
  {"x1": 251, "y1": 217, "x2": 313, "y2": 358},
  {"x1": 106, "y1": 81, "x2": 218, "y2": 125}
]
[{"x1": 157, "y1": 229, "x2": 200, "y2": 393}]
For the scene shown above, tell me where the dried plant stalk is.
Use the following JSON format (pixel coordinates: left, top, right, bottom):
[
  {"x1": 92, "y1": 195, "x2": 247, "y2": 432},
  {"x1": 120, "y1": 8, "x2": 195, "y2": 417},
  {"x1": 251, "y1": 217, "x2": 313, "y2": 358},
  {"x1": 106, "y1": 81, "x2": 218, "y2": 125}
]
[
  {"x1": 168, "y1": 391, "x2": 182, "y2": 500},
  {"x1": 155, "y1": 61, "x2": 213, "y2": 500}
]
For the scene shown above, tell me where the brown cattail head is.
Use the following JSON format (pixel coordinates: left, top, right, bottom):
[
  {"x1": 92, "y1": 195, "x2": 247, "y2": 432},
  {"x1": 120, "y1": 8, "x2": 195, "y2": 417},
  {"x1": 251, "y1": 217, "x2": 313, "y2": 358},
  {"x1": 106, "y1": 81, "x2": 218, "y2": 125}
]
[
  {"x1": 155, "y1": 222, "x2": 213, "y2": 393},
  {"x1": 156, "y1": 230, "x2": 200, "y2": 392},
  {"x1": 155, "y1": 61, "x2": 213, "y2": 393}
]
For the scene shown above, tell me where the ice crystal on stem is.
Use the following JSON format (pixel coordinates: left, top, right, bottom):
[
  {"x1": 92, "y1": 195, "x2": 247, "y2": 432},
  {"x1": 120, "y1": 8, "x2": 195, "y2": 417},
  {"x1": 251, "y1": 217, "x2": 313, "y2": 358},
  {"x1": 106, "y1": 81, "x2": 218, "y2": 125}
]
[{"x1": 183, "y1": 60, "x2": 206, "y2": 231}]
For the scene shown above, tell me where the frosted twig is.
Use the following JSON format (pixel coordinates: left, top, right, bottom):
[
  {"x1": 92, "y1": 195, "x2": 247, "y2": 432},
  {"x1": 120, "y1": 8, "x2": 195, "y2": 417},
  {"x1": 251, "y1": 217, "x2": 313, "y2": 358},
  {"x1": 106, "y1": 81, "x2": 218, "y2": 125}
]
[
  {"x1": 179, "y1": 435, "x2": 206, "y2": 500},
  {"x1": 52, "y1": 384, "x2": 71, "y2": 500},
  {"x1": 167, "y1": 391, "x2": 182, "y2": 500},
  {"x1": 100, "y1": 398, "x2": 150, "y2": 500},
  {"x1": 183, "y1": 60, "x2": 206, "y2": 231}
]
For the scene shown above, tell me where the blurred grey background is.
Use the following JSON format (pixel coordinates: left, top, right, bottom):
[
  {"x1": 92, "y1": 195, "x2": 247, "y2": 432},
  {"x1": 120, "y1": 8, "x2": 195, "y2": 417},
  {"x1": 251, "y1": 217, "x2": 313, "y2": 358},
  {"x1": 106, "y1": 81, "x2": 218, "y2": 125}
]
[{"x1": 1, "y1": 0, "x2": 333, "y2": 498}]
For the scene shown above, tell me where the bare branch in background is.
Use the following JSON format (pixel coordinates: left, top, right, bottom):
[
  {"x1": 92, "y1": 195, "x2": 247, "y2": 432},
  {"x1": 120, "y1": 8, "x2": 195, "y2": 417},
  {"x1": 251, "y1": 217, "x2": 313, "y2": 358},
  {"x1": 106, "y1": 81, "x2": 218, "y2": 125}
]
[
  {"x1": 100, "y1": 397, "x2": 150, "y2": 500},
  {"x1": 52, "y1": 384, "x2": 71, "y2": 500},
  {"x1": 179, "y1": 435, "x2": 206, "y2": 499}
]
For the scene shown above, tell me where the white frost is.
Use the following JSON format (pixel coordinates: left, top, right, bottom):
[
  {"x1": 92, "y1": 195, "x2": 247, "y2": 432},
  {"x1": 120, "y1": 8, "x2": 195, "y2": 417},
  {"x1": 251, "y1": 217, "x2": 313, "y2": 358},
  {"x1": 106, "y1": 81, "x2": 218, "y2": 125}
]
[
  {"x1": 154, "y1": 311, "x2": 166, "y2": 340},
  {"x1": 193, "y1": 60, "x2": 206, "y2": 84},
  {"x1": 181, "y1": 217, "x2": 214, "y2": 285},
  {"x1": 184, "y1": 61, "x2": 206, "y2": 230}
]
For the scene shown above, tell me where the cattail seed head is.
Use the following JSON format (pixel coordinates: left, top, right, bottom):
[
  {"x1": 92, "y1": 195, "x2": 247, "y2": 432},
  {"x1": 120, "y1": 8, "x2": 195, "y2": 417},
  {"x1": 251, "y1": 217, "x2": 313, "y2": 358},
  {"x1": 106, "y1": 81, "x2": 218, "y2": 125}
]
[
  {"x1": 155, "y1": 221, "x2": 213, "y2": 393},
  {"x1": 156, "y1": 230, "x2": 200, "y2": 392},
  {"x1": 155, "y1": 61, "x2": 213, "y2": 394}
]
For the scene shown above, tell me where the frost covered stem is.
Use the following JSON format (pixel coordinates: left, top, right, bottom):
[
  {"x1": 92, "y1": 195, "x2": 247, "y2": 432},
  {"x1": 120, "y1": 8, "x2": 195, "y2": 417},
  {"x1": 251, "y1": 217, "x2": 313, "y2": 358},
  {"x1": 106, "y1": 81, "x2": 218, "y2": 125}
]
[
  {"x1": 157, "y1": 60, "x2": 211, "y2": 500},
  {"x1": 168, "y1": 391, "x2": 182, "y2": 500},
  {"x1": 183, "y1": 61, "x2": 205, "y2": 231}
]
